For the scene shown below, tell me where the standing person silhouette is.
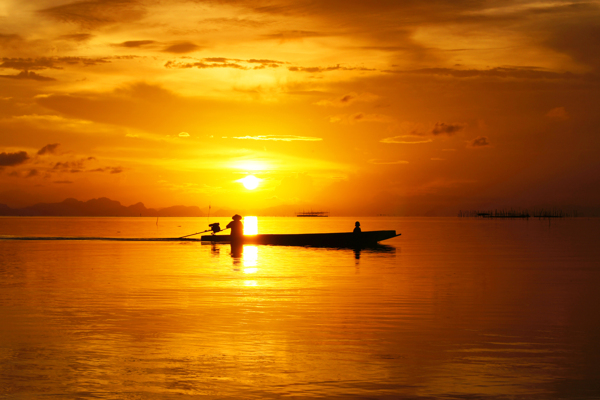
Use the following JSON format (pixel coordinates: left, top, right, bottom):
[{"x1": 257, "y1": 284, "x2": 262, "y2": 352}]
[{"x1": 226, "y1": 214, "x2": 244, "y2": 242}]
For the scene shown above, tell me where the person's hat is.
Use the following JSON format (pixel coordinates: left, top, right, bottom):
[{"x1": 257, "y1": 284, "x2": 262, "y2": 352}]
[{"x1": 232, "y1": 214, "x2": 242, "y2": 220}]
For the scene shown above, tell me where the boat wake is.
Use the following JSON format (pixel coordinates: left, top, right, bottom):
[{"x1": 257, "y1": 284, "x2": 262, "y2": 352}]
[{"x1": 0, "y1": 236, "x2": 200, "y2": 242}]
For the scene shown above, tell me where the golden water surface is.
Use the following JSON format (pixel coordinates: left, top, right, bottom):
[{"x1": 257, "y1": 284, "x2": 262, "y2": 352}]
[{"x1": 1, "y1": 217, "x2": 599, "y2": 399}]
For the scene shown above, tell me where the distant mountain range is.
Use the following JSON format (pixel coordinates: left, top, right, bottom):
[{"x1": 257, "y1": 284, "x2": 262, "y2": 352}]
[{"x1": 0, "y1": 197, "x2": 210, "y2": 217}]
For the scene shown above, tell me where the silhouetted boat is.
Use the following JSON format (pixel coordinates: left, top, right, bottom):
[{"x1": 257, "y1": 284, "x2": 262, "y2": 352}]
[{"x1": 200, "y1": 230, "x2": 399, "y2": 247}]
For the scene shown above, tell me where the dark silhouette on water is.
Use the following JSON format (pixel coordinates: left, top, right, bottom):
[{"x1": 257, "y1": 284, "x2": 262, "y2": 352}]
[
  {"x1": 180, "y1": 221, "x2": 222, "y2": 239},
  {"x1": 458, "y1": 209, "x2": 530, "y2": 218},
  {"x1": 459, "y1": 207, "x2": 578, "y2": 219},
  {"x1": 353, "y1": 221, "x2": 361, "y2": 233},
  {"x1": 208, "y1": 222, "x2": 221, "y2": 235},
  {"x1": 226, "y1": 214, "x2": 244, "y2": 242},
  {"x1": 230, "y1": 242, "x2": 243, "y2": 261},
  {"x1": 296, "y1": 210, "x2": 329, "y2": 217}
]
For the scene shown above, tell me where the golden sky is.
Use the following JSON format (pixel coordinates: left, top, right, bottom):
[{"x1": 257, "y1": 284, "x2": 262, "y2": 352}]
[{"x1": 1, "y1": 0, "x2": 599, "y2": 215}]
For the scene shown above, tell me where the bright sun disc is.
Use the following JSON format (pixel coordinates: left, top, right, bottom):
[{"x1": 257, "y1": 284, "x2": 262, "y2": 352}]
[{"x1": 239, "y1": 175, "x2": 260, "y2": 190}]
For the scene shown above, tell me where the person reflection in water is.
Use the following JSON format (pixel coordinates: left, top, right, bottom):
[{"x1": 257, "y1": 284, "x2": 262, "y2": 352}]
[
  {"x1": 353, "y1": 221, "x2": 362, "y2": 233},
  {"x1": 230, "y1": 242, "x2": 243, "y2": 264},
  {"x1": 227, "y1": 214, "x2": 244, "y2": 242},
  {"x1": 227, "y1": 215, "x2": 244, "y2": 267}
]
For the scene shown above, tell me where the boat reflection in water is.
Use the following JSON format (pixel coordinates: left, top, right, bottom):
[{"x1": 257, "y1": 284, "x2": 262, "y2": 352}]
[{"x1": 223, "y1": 241, "x2": 396, "y2": 268}]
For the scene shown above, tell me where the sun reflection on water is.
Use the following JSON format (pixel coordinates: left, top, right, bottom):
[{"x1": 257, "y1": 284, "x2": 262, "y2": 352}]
[{"x1": 243, "y1": 245, "x2": 258, "y2": 267}]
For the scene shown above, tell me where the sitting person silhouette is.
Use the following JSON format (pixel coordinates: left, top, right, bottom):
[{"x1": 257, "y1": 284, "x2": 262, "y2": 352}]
[
  {"x1": 353, "y1": 221, "x2": 361, "y2": 233},
  {"x1": 226, "y1": 214, "x2": 244, "y2": 241}
]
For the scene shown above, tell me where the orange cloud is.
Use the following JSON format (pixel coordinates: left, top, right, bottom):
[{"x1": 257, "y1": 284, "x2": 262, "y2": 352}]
[{"x1": 380, "y1": 136, "x2": 433, "y2": 144}]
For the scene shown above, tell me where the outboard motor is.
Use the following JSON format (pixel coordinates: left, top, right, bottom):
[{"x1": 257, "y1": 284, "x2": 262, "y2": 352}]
[{"x1": 208, "y1": 222, "x2": 221, "y2": 235}]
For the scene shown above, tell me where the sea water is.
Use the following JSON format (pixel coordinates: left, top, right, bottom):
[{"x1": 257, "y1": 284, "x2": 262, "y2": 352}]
[{"x1": 1, "y1": 216, "x2": 599, "y2": 399}]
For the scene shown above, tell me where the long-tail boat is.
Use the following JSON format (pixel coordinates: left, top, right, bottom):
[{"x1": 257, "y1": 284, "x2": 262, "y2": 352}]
[{"x1": 200, "y1": 230, "x2": 399, "y2": 247}]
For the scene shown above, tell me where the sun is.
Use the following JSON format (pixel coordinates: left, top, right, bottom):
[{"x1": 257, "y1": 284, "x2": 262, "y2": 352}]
[{"x1": 238, "y1": 175, "x2": 261, "y2": 190}]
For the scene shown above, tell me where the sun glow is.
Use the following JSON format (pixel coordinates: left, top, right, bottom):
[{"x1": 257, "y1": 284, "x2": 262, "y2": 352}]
[
  {"x1": 244, "y1": 216, "x2": 258, "y2": 235},
  {"x1": 238, "y1": 175, "x2": 261, "y2": 190},
  {"x1": 233, "y1": 160, "x2": 269, "y2": 171}
]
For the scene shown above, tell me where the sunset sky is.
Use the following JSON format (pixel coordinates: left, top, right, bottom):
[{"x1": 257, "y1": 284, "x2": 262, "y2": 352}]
[{"x1": 1, "y1": 0, "x2": 599, "y2": 215}]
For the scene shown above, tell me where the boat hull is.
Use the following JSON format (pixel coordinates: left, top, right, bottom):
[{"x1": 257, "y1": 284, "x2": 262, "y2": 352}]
[{"x1": 200, "y1": 230, "x2": 399, "y2": 247}]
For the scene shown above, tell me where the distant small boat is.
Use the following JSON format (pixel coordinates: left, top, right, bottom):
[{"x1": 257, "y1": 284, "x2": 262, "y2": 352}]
[
  {"x1": 201, "y1": 230, "x2": 399, "y2": 247},
  {"x1": 296, "y1": 211, "x2": 329, "y2": 217}
]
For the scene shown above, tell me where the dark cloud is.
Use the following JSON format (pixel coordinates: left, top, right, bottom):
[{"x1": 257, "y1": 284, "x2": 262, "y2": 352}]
[
  {"x1": 58, "y1": 33, "x2": 94, "y2": 42},
  {"x1": 431, "y1": 122, "x2": 465, "y2": 135},
  {"x1": 200, "y1": 17, "x2": 264, "y2": 28},
  {"x1": 289, "y1": 65, "x2": 375, "y2": 73},
  {"x1": 39, "y1": 0, "x2": 146, "y2": 28},
  {"x1": 0, "y1": 151, "x2": 29, "y2": 166},
  {"x1": 90, "y1": 166, "x2": 122, "y2": 174},
  {"x1": 0, "y1": 33, "x2": 22, "y2": 43},
  {"x1": 331, "y1": 112, "x2": 394, "y2": 124},
  {"x1": 51, "y1": 158, "x2": 120, "y2": 174},
  {"x1": 0, "y1": 58, "x2": 60, "y2": 70},
  {"x1": 221, "y1": 0, "x2": 600, "y2": 73},
  {"x1": 37, "y1": 143, "x2": 61, "y2": 155},
  {"x1": 166, "y1": 60, "x2": 246, "y2": 70},
  {"x1": 340, "y1": 94, "x2": 355, "y2": 104},
  {"x1": 0, "y1": 33, "x2": 23, "y2": 50},
  {"x1": 35, "y1": 82, "x2": 186, "y2": 133},
  {"x1": 54, "y1": 161, "x2": 78, "y2": 170},
  {"x1": 53, "y1": 158, "x2": 95, "y2": 171},
  {"x1": 204, "y1": 57, "x2": 229, "y2": 63},
  {"x1": 261, "y1": 30, "x2": 325, "y2": 42},
  {"x1": 165, "y1": 57, "x2": 285, "y2": 70},
  {"x1": 0, "y1": 70, "x2": 56, "y2": 81},
  {"x1": 386, "y1": 67, "x2": 582, "y2": 80},
  {"x1": 236, "y1": 0, "x2": 524, "y2": 57},
  {"x1": 1, "y1": 57, "x2": 110, "y2": 71},
  {"x1": 315, "y1": 92, "x2": 378, "y2": 107},
  {"x1": 545, "y1": 21, "x2": 600, "y2": 70},
  {"x1": 162, "y1": 42, "x2": 200, "y2": 54},
  {"x1": 353, "y1": 113, "x2": 365, "y2": 122},
  {"x1": 114, "y1": 40, "x2": 156, "y2": 48},
  {"x1": 469, "y1": 136, "x2": 490, "y2": 147},
  {"x1": 247, "y1": 59, "x2": 286, "y2": 65},
  {"x1": 26, "y1": 169, "x2": 39, "y2": 178},
  {"x1": 62, "y1": 56, "x2": 112, "y2": 66}
]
